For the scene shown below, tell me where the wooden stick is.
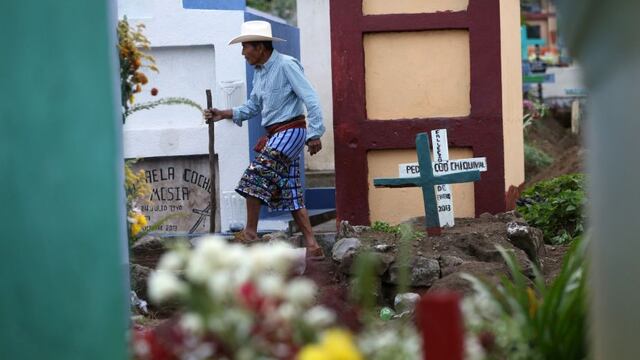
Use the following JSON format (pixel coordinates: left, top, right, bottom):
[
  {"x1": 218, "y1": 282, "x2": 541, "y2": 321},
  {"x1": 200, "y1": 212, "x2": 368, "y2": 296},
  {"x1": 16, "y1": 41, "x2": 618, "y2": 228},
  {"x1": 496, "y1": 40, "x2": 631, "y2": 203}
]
[{"x1": 206, "y1": 89, "x2": 216, "y2": 234}]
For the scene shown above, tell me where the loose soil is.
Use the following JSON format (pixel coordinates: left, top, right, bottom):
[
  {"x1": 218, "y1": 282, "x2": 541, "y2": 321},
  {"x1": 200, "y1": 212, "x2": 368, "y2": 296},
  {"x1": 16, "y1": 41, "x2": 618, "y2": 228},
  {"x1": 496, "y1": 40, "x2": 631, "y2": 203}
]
[
  {"x1": 306, "y1": 213, "x2": 570, "y2": 328},
  {"x1": 524, "y1": 117, "x2": 584, "y2": 187}
]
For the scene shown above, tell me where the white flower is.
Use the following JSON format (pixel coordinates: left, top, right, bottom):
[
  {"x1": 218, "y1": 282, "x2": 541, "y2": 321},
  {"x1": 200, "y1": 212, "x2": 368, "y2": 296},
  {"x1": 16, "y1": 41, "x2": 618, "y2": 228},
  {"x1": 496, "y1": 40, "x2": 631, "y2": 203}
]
[
  {"x1": 180, "y1": 312, "x2": 205, "y2": 334},
  {"x1": 249, "y1": 242, "x2": 295, "y2": 275},
  {"x1": 465, "y1": 335, "x2": 487, "y2": 360},
  {"x1": 157, "y1": 251, "x2": 185, "y2": 272},
  {"x1": 207, "y1": 272, "x2": 232, "y2": 300},
  {"x1": 284, "y1": 278, "x2": 317, "y2": 306},
  {"x1": 148, "y1": 270, "x2": 187, "y2": 303},
  {"x1": 276, "y1": 303, "x2": 298, "y2": 322},
  {"x1": 194, "y1": 236, "x2": 227, "y2": 265},
  {"x1": 257, "y1": 274, "x2": 285, "y2": 298},
  {"x1": 185, "y1": 252, "x2": 211, "y2": 284},
  {"x1": 267, "y1": 242, "x2": 297, "y2": 274},
  {"x1": 303, "y1": 305, "x2": 336, "y2": 328},
  {"x1": 208, "y1": 309, "x2": 253, "y2": 339},
  {"x1": 219, "y1": 243, "x2": 247, "y2": 268}
]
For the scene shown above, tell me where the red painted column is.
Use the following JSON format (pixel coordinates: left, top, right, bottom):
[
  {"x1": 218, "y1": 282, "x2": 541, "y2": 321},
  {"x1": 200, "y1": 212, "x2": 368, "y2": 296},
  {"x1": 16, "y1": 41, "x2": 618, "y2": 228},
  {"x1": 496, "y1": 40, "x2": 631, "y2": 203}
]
[{"x1": 418, "y1": 292, "x2": 465, "y2": 360}]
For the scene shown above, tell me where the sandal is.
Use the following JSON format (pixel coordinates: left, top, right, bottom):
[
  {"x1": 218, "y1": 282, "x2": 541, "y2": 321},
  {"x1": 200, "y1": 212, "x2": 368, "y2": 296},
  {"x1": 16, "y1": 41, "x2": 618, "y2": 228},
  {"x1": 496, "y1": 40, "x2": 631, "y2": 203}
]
[
  {"x1": 234, "y1": 231, "x2": 261, "y2": 244},
  {"x1": 306, "y1": 246, "x2": 326, "y2": 261}
]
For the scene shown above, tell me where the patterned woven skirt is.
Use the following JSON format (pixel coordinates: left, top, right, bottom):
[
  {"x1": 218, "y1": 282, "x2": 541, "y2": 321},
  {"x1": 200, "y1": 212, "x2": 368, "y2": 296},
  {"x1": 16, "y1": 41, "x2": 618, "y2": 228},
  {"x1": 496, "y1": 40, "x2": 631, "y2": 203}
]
[{"x1": 236, "y1": 128, "x2": 306, "y2": 211}]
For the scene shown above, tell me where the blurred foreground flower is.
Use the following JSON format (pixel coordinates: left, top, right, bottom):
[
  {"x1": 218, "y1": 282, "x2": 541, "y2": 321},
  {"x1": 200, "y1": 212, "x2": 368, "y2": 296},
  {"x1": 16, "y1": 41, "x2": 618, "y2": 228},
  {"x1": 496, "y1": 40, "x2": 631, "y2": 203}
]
[
  {"x1": 133, "y1": 236, "x2": 337, "y2": 360},
  {"x1": 298, "y1": 329, "x2": 363, "y2": 360}
]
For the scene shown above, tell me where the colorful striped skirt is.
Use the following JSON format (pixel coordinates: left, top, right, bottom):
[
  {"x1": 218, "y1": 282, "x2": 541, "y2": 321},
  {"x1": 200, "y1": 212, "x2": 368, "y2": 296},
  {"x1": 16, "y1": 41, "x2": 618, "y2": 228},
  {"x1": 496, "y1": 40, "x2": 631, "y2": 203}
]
[{"x1": 235, "y1": 128, "x2": 306, "y2": 211}]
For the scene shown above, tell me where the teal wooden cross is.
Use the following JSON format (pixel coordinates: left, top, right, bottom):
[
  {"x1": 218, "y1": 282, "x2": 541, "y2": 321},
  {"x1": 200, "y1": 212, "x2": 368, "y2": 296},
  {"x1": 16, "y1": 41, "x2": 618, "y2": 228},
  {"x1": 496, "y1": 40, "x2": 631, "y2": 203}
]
[{"x1": 373, "y1": 133, "x2": 481, "y2": 235}]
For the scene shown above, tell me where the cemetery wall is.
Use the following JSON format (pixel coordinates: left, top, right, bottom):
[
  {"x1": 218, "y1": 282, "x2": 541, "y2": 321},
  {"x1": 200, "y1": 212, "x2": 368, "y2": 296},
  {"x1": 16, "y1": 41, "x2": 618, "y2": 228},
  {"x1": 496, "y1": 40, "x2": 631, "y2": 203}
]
[
  {"x1": 330, "y1": 0, "x2": 524, "y2": 226},
  {"x1": 500, "y1": 0, "x2": 526, "y2": 200},
  {"x1": 362, "y1": 0, "x2": 468, "y2": 15},
  {"x1": 297, "y1": 0, "x2": 335, "y2": 171},
  {"x1": 119, "y1": 0, "x2": 250, "y2": 232},
  {"x1": 363, "y1": 30, "x2": 471, "y2": 119}
]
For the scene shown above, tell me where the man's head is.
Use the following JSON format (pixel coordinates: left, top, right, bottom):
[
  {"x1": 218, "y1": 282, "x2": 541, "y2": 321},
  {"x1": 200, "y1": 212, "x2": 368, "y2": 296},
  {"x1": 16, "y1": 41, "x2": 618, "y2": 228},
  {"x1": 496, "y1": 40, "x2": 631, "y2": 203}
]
[{"x1": 241, "y1": 41, "x2": 274, "y2": 66}]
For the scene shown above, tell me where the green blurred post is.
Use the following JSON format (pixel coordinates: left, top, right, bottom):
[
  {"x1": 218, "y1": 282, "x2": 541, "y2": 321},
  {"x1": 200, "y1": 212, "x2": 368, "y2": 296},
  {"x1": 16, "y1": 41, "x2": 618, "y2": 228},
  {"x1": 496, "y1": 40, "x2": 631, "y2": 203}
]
[
  {"x1": 0, "y1": 1, "x2": 127, "y2": 359},
  {"x1": 557, "y1": 1, "x2": 640, "y2": 359}
]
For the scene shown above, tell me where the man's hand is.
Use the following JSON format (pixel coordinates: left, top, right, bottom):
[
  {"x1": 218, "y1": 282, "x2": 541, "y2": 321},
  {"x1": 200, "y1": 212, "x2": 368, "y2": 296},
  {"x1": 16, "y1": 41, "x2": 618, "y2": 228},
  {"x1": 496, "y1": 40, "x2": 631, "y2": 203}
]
[
  {"x1": 203, "y1": 108, "x2": 232, "y2": 124},
  {"x1": 306, "y1": 138, "x2": 322, "y2": 156}
]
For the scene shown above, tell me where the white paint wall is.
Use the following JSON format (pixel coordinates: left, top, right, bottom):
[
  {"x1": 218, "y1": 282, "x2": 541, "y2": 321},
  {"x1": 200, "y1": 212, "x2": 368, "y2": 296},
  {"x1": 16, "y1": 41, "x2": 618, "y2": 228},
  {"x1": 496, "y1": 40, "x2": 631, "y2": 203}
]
[
  {"x1": 542, "y1": 64, "x2": 586, "y2": 98},
  {"x1": 118, "y1": 0, "x2": 250, "y2": 232},
  {"x1": 297, "y1": 0, "x2": 335, "y2": 171}
]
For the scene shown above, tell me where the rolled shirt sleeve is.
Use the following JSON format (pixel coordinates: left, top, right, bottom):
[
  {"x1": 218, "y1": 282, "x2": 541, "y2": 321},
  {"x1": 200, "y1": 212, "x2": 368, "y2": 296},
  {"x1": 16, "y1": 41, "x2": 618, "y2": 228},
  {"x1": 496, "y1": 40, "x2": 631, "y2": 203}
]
[
  {"x1": 231, "y1": 87, "x2": 262, "y2": 127},
  {"x1": 282, "y1": 58, "x2": 326, "y2": 141}
]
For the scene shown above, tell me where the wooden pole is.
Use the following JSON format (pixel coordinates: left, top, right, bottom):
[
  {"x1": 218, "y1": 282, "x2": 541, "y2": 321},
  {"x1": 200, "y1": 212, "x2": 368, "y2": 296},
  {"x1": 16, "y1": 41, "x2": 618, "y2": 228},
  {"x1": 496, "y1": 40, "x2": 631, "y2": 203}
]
[{"x1": 206, "y1": 89, "x2": 216, "y2": 234}]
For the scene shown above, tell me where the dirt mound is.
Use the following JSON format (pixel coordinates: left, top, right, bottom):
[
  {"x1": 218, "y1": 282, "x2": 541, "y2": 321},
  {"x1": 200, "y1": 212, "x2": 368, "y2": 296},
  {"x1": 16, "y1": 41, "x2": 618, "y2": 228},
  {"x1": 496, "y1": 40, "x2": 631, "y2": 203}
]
[
  {"x1": 525, "y1": 117, "x2": 584, "y2": 187},
  {"x1": 325, "y1": 213, "x2": 569, "y2": 305}
]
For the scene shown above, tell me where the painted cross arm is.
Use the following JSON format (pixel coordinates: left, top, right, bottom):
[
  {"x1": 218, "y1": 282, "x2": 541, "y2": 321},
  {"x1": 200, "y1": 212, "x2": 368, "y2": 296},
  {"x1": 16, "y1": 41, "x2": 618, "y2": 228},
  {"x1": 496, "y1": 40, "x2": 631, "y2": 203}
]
[
  {"x1": 432, "y1": 170, "x2": 481, "y2": 185},
  {"x1": 374, "y1": 177, "x2": 422, "y2": 188},
  {"x1": 373, "y1": 170, "x2": 481, "y2": 189}
]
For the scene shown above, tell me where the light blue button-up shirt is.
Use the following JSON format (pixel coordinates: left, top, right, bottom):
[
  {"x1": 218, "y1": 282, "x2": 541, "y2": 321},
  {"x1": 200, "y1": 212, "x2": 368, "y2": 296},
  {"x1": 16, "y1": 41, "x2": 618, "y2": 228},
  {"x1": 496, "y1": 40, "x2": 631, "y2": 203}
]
[{"x1": 232, "y1": 50, "x2": 325, "y2": 142}]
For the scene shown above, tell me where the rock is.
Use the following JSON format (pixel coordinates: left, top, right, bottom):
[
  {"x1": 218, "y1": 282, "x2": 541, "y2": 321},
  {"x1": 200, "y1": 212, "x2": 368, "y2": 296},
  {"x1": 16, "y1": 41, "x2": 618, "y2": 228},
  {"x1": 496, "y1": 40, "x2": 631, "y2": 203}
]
[
  {"x1": 332, "y1": 237, "x2": 362, "y2": 262},
  {"x1": 467, "y1": 241, "x2": 503, "y2": 262},
  {"x1": 429, "y1": 261, "x2": 506, "y2": 295},
  {"x1": 394, "y1": 292, "x2": 421, "y2": 314},
  {"x1": 373, "y1": 252, "x2": 395, "y2": 275},
  {"x1": 353, "y1": 225, "x2": 371, "y2": 233},
  {"x1": 438, "y1": 255, "x2": 465, "y2": 277},
  {"x1": 496, "y1": 210, "x2": 525, "y2": 224},
  {"x1": 373, "y1": 244, "x2": 395, "y2": 252},
  {"x1": 384, "y1": 256, "x2": 441, "y2": 287},
  {"x1": 337, "y1": 249, "x2": 358, "y2": 275},
  {"x1": 130, "y1": 264, "x2": 152, "y2": 299},
  {"x1": 336, "y1": 221, "x2": 358, "y2": 239},
  {"x1": 479, "y1": 212, "x2": 495, "y2": 220},
  {"x1": 262, "y1": 231, "x2": 289, "y2": 243},
  {"x1": 506, "y1": 222, "x2": 546, "y2": 265},
  {"x1": 131, "y1": 237, "x2": 166, "y2": 268},
  {"x1": 339, "y1": 250, "x2": 393, "y2": 276}
]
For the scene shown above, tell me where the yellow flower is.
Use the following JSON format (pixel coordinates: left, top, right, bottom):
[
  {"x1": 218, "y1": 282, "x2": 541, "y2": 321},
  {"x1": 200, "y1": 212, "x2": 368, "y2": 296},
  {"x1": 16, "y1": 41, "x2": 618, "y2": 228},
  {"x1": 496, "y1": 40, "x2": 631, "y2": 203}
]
[
  {"x1": 298, "y1": 345, "x2": 326, "y2": 360},
  {"x1": 136, "y1": 213, "x2": 148, "y2": 227},
  {"x1": 131, "y1": 223, "x2": 142, "y2": 236},
  {"x1": 298, "y1": 329, "x2": 362, "y2": 360}
]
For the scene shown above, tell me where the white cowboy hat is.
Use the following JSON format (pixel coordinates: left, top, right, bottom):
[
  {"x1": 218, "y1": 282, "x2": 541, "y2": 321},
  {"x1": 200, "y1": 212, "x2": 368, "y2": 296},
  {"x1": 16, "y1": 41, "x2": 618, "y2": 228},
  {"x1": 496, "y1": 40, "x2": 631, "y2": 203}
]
[{"x1": 228, "y1": 21, "x2": 286, "y2": 45}]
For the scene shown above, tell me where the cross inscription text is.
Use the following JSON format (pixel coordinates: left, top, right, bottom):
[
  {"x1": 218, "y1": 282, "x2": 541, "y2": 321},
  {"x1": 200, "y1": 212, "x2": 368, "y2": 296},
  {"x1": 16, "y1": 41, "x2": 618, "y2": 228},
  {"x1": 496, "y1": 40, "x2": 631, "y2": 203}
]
[{"x1": 373, "y1": 133, "x2": 482, "y2": 235}]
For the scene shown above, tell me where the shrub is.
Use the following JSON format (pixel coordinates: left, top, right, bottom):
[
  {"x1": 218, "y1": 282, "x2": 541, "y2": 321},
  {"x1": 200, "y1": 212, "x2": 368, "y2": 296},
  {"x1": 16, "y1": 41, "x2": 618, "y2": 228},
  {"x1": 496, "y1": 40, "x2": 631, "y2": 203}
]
[
  {"x1": 462, "y1": 237, "x2": 588, "y2": 360},
  {"x1": 517, "y1": 174, "x2": 586, "y2": 244},
  {"x1": 371, "y1": 221, "x2": 425, "y2": 241},
  {"x1": 524, "y1": 143, "x2": 553, "y2": 177}
]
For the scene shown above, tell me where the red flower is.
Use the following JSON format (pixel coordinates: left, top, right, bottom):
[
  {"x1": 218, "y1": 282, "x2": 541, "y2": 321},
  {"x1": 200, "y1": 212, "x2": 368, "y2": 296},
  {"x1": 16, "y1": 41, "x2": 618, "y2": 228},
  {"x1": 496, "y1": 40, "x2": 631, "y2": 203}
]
[
  {"x1": 238, "y1": 281, "x2": 265, "y2": 311},
  {"x1": 478, "y1": 330, "x2": 496, "y2": 352},
  {"x1": 133, "y1": 328, "x2": 176, "y2": 360}
]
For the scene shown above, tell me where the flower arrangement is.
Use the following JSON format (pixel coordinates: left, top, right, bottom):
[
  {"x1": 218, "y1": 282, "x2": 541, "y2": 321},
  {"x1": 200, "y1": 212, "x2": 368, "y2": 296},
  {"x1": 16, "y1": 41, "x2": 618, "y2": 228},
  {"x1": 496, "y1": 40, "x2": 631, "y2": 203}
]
[
  {"x1": 117, "y1": 17, "x2": 158, "y2": 118},
  {"x1": 117, "y1": 17, "x2": 202, "y2": 123},
  {"x1": 125, "y1": 160, "x2": 152, "y2": 242},
  {"x1": 134, "y1": 236, "x2": 341, "y2": 359},
  {"x1": 133, "y1": 235, "x2": 427, "y2": 360},
  {"x1": 523, "y1": 97, "x2": 548, "y2": 130}
]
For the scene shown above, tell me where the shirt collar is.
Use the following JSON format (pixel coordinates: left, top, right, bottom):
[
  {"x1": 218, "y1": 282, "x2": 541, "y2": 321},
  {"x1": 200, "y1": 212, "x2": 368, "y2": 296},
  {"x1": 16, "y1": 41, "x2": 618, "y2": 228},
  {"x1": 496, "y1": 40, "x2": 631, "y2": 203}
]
[{"x1": 255, "y1": 49, "x2": 279, "y2": 72}]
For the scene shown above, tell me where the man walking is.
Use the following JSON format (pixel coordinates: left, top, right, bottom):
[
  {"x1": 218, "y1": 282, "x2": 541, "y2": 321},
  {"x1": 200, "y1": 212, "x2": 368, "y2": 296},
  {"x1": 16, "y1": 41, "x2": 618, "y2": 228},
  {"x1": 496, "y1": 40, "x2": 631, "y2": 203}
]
[{"x1": 204, "y1": 21, "x2": 326, "y2": 259}]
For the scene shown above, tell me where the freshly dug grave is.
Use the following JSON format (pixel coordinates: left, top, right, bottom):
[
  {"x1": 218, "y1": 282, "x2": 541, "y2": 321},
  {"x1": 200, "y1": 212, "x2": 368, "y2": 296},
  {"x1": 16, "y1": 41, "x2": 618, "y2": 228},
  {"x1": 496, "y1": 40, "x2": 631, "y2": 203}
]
[
  {"x1": 128, "y1": 213, "x2": 570, "y2": 325},
  {"x1": 324, "y1": 211, "x2": 569, "y2": 305}
]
